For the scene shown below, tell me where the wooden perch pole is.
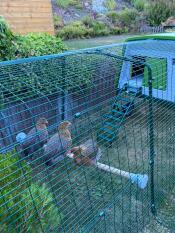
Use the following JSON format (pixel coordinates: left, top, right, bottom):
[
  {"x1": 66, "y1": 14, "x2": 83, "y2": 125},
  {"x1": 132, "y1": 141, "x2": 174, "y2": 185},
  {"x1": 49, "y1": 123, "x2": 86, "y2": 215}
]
[{"x1": 67, "y1": 153, "x2": 148, "y2": 189}]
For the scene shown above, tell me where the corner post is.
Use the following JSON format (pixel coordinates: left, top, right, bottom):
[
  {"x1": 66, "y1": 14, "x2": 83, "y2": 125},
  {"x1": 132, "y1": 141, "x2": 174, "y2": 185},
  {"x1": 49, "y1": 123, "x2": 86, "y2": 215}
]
[
  {"x1": 147, "y1": 65, "x2": 156, "y2": 215},
  {"x1": 61, "y1": 57, "x2": 66, "y2": 121}
]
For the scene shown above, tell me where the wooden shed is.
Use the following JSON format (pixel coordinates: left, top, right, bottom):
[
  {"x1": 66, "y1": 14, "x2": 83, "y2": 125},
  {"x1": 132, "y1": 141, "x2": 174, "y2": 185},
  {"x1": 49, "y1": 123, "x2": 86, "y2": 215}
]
[{"x1": 0, "y1": 0, "x2": 54, "y2": 35}]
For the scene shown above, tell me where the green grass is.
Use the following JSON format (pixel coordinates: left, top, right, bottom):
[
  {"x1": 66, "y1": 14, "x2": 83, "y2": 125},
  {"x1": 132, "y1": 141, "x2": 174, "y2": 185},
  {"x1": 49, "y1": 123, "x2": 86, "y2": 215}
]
[{"x1": 65, "y1": 34, "x2": 137, "y2": 49}]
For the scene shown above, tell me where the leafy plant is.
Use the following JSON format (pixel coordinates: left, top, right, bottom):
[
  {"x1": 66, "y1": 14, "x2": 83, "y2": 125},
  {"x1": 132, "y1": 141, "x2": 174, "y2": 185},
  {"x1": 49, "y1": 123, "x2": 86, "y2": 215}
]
[
  {"x1": 0, "y1": 150, "x2": 32, "y2": 231},
  {"x1": 82, "y1": 16, "x2": 95, "y2": 28},
  {"x1": 0, "y1": 16, "x2": 15, "y2": 61},
  {"x1": 146, "y1": 0, "x2": 175, "y2": 26},
  {"x1": 0, "y1": 17, "x2": 67, "y2": 61},
  {"x1": 89, "y1": 21, "x2": 110, "y2": 36},
  {"x1": 57, "y1": 21, "x2": 89, "y2": 39},
  {"x1": 82, "y1": 16, "x2": 110, "y2": 36},
  {"x1": 58, "y1": 17, "x2": 110, "y2": 39},
  {"x1": 105, "y1": 0, "x2": 117, "y2": 11},
  {"x1": 20, "y1": 183, "x2": 63, "y2": 232},
  {"x1": 117, "y1": 8, "x2": 138, "y2": 27},
  {"x1": 53, "y1": 14, "x2": 63, "y2": 28},
  {"x1": 132, "y1": 0, "x2": 145, "y2": 11},
  {"x1": 107, "y1": 8, "x2": 138, "y2": 28},
  {"x1": 110, "y1": 26, "x2": 123, "y2": 35},
  {"x1": 0, "y1": 150, "x2": 63, "y2": 232},
  {"x1": 15, "y1": 33, "x2": 67, "y2": 58},
  {"x1": 56, "y1": 0, "x2": 80, "y2": 8},
  {"x1": 106, "y1": 11, "x2": 119, "y2": 24}
]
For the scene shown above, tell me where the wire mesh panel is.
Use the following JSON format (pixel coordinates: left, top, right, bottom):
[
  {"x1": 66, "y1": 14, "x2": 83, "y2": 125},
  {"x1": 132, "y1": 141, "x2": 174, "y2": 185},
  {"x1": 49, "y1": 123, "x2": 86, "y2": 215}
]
[{"x1": 0, "y1": 40, "x2": 175, "y2": 232}]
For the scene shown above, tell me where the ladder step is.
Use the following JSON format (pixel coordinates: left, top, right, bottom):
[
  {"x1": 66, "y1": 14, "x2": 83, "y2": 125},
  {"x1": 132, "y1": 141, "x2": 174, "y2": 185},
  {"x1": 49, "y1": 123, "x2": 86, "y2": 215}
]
[
  {"x1": 98, "y1": 134, "x2": 115, "y2": 143},
  {"x1": 122, "y1": 103, "x2": 134, "y2": 109},
  {"x1": 99, "y1": 127, "x2": 115, "y2": 135},
  {"x1": 126, "y1": 86, "x2": 142, "y2": 94},
  {"x1": 111, "y1": 109, "x2": 124, "y2": 115},
  {"x1": 99, "y1": 91, "x2": 136, "y2": 144},
  {"x1": 113, "y1": 103, "x2": 122, "y2": 108},
  {"x1": 103, "y1": 114, "x2": 122, "y2": 122},
  {"x1": 104, "y1": 121, "x2": 120, "y2": 128},
  {"x1": 117, "y1": 97, "x2": 131, "y2": 102}
]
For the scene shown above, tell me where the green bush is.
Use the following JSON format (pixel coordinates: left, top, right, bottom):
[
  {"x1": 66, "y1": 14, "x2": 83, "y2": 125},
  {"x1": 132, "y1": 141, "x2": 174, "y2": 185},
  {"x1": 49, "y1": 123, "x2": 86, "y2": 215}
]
[
  {"x1": 0, "y1": 150, "x2": 31, "y2": 231},
  {"x1": 58, "y1": 20, "x2": 110, "y2": 39},
  {"x1": 82, "y1": 17, "x2": 110, "y2": 36},
  {"x1": 82, "y1": 16, "x2": 109, "y2": 36},
  {"x1": 110, "y1": 26, "x2": 123, "y2": 35},
  {"x1": 15, "y1": 33, "x2": 67, "y2": 58},
  {"x1": 53, "y1": 14, "x2": 63, "y2": 28},
  {"x1": 57, "y1": 21, "x2": 89, "y2": 39},
  {"x1": 56, "y1": 0, "x2": 80, "y2": 8},
  {"x1": 90, "y1": 21, "x2": 110, "y2": 37},
  {"x1": 132, "y1": 0, "x2": 145, "y2": 11},
  {"x1": 0, "y1": 150, "x2": 63, "y2": 232},
  {"x1": 82, "y1": 16, "x2": 95, "y2": 28},
  {"x1": 21, "y1": 183, "x2": 63, "y2": 232},
  {"x1": 105, "y1": 0, "x2": 117, "y2": 11},
  {"x1": 0, "y1": 17, "x2": 67, "y2": 61},
  {"x1": 117, "y1": 8, "x2": 138, "y2": 27},
  {"x1": 74, "y1": 2, "x2": 83, "y2": 9},
  {"x1": 107, "y1": 8, "x2": 138, "y2": 28},
  {"x1": 106, "y1": 11, "x2": 119, "y2": 24},
  {"x1": 146, "y1": 0, "x2": 175, "y2": 26},
  {"x1": 0, "y1": 16, "x2": 15, "y2": 61}
]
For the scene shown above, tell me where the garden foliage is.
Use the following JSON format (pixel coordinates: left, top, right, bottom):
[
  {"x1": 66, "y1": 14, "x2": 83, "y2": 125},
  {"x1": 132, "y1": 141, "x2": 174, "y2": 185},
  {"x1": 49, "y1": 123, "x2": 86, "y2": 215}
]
[
  {"x1": 0, "y1": 17, "x2": 15, "y2": 61},
  {"x1": 0, "y1": 16, "x2": 67, "y2": 61},
  {"x1": 56, "y1": 0, "x2": 82, "y2": 9},
  {"x1": 57, "y1": 16, "x2": 127, "y2": 39},
  {"x1": 132, "y1": 0, "x2": 145, "y2": 12},
  {"x1": 146, "y1": 0, "x2": 175, "y2": 26},
  {"x1": 55, "y1": 0, "x2": 175, "y2": 37},
  {"x1": 15, "y1": 33, "x2": 67, "y2": 58},
  {"x1": 105, "y1": 0, "x2": 117, "y2": 11},
  {"x1": 0, "y1": 150, "x2": 63, "y2": 232}
]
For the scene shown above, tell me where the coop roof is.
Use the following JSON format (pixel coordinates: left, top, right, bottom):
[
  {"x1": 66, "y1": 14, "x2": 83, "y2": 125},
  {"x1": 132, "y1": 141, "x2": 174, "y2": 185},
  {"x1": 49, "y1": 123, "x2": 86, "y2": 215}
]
[{"x1": 126, "y1": 33, "x2": 175, "y2": 42}]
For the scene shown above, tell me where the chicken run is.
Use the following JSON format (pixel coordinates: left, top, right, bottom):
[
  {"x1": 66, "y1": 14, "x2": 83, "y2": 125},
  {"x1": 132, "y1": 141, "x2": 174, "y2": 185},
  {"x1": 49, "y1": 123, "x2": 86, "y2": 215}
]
[{"x1": 1, "y1": 34, "x2": 175, "y2": 233}]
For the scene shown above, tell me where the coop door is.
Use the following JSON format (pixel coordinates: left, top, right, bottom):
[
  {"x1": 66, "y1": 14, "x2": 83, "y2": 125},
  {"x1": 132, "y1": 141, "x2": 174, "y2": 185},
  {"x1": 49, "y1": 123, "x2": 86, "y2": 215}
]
[
  {"x1": 143, "y1": 57, "x2": 167, "y2": 91},
  {"x1": 129, "y1": 56, "x2": 145, "y2": 88},
  {"x1": 130, "y1": 56, "x2": 145, "y2": 79}
]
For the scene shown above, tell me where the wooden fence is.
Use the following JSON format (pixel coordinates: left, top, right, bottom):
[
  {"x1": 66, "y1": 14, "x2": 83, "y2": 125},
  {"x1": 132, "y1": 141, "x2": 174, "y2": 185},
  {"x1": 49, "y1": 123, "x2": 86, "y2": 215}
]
[
  {"x1": 0, "y1": 0, "x2": 54, "y2": 35},
  {"x1": 139, "y1": 26, "x2": 164, "y2": 34}
]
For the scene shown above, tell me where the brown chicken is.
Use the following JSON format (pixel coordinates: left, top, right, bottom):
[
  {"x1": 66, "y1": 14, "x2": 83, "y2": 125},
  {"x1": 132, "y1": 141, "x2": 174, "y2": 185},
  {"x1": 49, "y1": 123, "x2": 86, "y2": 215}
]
[
  {"x1": 44, "y1": 121, "x2": 72, "y2": 166},
  {"x1": 71, "y1": 139, "x2": 102, "y2": 166}
]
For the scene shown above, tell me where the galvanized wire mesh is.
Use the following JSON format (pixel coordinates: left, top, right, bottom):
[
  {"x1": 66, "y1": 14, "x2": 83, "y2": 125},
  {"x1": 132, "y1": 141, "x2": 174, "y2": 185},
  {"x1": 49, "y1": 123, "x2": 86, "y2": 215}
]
[{"x1": 0, "y1": 40, "x2": 175, "y2": 232}]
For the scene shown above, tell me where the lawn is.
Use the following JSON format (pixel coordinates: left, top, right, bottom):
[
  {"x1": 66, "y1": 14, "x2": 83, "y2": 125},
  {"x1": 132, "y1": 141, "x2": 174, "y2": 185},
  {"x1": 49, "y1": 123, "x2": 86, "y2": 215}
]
[{"x1": 65, "y1": 34, "x2": 138, "y2": 49}]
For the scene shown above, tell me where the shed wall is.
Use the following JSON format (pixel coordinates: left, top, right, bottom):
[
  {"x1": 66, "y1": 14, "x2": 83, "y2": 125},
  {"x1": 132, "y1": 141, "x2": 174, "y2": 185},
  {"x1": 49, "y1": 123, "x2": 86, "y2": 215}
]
[{"x1": 0, "y1": 0, "x2": 54, "y2": 35}]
